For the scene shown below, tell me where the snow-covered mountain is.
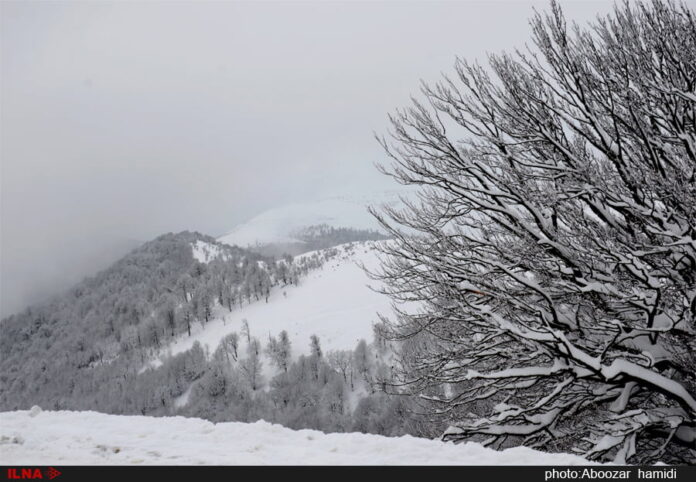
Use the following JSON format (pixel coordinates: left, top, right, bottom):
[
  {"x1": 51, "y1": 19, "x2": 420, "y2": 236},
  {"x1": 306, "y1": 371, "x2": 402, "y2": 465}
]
[
  {"x1": 0, "y1": 409, "x2": 595, "y2": 465},
  {"x1": 0, "y1": 230, "x2": 403, "y2": 432},
  {"x1": 217, "y1": 192, "x2": 402, "y2": 248}
]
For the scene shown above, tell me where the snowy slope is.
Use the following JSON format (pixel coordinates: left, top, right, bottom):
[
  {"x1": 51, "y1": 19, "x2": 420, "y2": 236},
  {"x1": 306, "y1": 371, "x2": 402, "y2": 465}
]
[
  {"x1": 191, "y1": 240, "x2": 230, "y2": 264},
  {"x1": 157, "y1": 241, "x2": 391, "y2": 364},
  {"x1": 0, "y1": 409, "x2": 595, "y2": 465},
  {"x1": 218, "y1": 192, "x2": 400, "y2": 247}
]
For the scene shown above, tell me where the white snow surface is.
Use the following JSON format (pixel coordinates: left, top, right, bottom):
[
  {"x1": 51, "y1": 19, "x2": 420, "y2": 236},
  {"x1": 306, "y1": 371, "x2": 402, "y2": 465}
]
[
  {"x1": 158, "y1": 241, "x2": 391, "y2": 363},
  {"x1": 217, "y1": 193, "x2": 401, "y2": 247},
  {"x1": 0, "y1": 410, "x2": 595, "y2": 465},
  {"x1": 191, "y1": 240, "x2": 228, "y2": 264}
]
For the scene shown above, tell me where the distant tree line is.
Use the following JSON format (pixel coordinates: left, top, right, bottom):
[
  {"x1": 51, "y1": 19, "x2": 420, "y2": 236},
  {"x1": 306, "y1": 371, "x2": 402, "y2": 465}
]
[
  {"x1": 173, "y1": 332, "x2": 416, "y2": 436},
  {"x1": 293, "y1": 224, "x2": 390, "y2": 251},
  {"x1": 250, "y1": 225, "x2": 390, "y2": 257}
]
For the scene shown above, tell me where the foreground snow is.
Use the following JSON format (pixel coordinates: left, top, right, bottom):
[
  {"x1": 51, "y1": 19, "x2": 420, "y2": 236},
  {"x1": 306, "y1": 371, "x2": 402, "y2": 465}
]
[{"x1": 0, "y1": 410, "x2": 594, "y2": 465}]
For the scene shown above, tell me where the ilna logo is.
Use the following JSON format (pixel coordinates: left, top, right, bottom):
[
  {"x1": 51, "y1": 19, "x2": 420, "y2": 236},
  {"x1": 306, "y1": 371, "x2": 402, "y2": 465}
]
[{"x1": 6, "y1": 468, "x2": 61, "y2": 480}]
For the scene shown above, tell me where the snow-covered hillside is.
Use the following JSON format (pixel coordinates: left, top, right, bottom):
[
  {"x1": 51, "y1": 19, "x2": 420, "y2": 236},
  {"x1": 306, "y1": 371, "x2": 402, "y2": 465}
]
[
  {"x1": 0, "y1": 409, "x2": 595, "y2": 465},
  {"x1": 191, "y1": 240, "x2": 230, "y2": 264},
  {"x1": 218, "y1": 192, "x2": 400, "y2": 247},
  {"x1": 155, "y1": 241, "x2": 391, "y2": 365}
]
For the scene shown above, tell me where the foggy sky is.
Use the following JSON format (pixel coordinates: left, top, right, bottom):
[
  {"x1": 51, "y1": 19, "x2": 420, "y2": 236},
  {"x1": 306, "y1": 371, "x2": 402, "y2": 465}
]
[{"x1": 1, "y1": 0, "x2": 618, "y2": 317}]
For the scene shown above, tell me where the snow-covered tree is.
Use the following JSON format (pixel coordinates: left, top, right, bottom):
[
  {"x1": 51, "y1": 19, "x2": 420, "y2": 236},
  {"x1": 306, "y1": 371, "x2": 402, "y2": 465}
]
[
  {"x1": 353, "y1": 339, "x2": 371, "y2": 386},
  {"x1": 328, "y1": 350, "x2": 354, "y2": 389},
  {"x1": 220, "y1": 332, "x2": 239, "y2": 363},
  {"x1": 309, "y1": 335, "x2": 323, "y2": 381},
  {"x1": 193, "y1": 284, "x2": 213, "y2": 323},
  {"x1": 267, "y1": 331, "x2": 292, "y2": 372},
  {"x1": 242, "y1": 337, "x2": 263, "y2": 391},
  {"x1": 159, "y1": 296, "x2": 177, "y2": 339},
  {"x1": 241, "y1": 319, "x2": 251, "y2": 344},
  {"x1": 222, "y1": 286, "x2": 235, "y2": 312},
  {"x1": 372, "y1": 0, "x2": 695, "y2": 463},
  {"x1": 310, "y1": 335, "x2": 322, "y2": 359},
  {"x1": 179, "y1": 302, "x2": 194, "y2": 337},
  {"x1": 182, "y1": 342, "x2": 207, "y2": 383},
  {"x1": 278, "y1": 330, "x2": 292, "y2": 364},
  {"x1": 204, "y1": 362, "x2": 227, "y2": 398}
]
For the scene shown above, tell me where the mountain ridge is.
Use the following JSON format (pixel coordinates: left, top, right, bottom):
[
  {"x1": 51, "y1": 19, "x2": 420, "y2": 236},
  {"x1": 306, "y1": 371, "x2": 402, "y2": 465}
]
[{"x1": 217, "y1": 192, "x2": 402, "y2": 249}]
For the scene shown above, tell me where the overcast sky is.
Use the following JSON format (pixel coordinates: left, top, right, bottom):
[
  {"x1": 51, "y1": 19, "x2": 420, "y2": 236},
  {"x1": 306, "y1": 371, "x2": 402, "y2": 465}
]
[{"x1": 1, "y1": 0, "x2": 621, "y2": 317}]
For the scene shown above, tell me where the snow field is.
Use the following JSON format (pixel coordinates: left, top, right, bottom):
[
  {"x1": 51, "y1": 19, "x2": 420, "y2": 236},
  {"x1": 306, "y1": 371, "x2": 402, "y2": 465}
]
[{"x1": 0, "y1": 410, "x2": 595, "y2": 465}]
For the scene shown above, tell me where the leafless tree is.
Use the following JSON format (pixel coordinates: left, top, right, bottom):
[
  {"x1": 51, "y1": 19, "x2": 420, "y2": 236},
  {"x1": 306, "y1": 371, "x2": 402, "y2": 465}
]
[
  {"x1": 371, "y1": 0, "x2": 695, "y2": 463},
  {"x1": 328, "y1": 350, "x2": 354, "y2": 389}
]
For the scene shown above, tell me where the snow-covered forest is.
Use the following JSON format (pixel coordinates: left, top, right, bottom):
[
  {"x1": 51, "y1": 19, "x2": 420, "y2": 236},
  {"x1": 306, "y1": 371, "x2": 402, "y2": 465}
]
[
  {"x1": 0, "y1": 230, "x2": 412, "y2": 435},
  {"x1": 0, "y1": 228, "x2": 433, "y2": 466}
]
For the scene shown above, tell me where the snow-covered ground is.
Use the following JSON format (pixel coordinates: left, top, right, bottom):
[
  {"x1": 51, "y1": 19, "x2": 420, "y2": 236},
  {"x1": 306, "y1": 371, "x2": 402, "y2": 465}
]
[
  {"x1": 217, "y1": 192, "x2": 401, "y2": 247},
  {"x1": 0, "y1": 409, "x2": 594, "y2": 465},
  {"x1": 157, "y1": 241, "x2": 391, "y2": 365},
  {"x1": 191, "y1": 240, "x2": 229, "y2": 264}
]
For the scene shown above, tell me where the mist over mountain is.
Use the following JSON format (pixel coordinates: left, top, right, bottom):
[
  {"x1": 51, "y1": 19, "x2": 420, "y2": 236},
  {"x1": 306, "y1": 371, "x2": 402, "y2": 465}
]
[
  {"x1": 0, "y1": 236, "x2": 143, "y2": 319},
  {"x1": 217, "y1": 192, "x2": 400, "y2": 245}
]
